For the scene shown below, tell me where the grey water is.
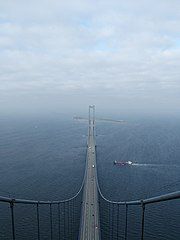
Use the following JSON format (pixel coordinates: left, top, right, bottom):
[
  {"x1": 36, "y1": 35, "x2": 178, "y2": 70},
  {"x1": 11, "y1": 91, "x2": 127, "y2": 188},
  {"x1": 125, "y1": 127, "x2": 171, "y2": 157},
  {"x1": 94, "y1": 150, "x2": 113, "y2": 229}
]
[
  {"x1": 96, "y1": 117, "x2": 180, "y2": 240},
  {"x1": 0, "y1": 117, "x2": 86, "y2": 201},
  {"x1": 0, "y1": 115, "x2": 180, "y2": 239}
]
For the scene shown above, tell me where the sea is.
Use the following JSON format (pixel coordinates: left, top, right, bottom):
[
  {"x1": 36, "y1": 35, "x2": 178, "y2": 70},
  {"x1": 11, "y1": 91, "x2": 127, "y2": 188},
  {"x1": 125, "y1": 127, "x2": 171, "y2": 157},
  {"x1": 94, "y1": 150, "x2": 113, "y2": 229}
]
[{"x1": 0, "y1": 114, "x2": 179, "y2": 239}]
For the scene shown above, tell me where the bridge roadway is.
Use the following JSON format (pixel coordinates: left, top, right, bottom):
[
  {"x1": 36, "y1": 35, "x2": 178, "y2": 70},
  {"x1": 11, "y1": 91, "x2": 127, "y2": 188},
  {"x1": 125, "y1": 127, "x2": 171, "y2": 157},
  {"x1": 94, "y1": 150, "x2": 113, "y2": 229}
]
[{"x1": 79, "y1": 124, "x2": 100, "y2": 240}]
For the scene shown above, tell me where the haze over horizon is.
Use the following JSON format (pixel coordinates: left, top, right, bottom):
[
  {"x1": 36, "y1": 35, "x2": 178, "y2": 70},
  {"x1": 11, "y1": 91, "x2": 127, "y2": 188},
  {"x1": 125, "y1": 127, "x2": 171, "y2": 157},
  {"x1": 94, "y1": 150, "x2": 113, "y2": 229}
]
[{"x1": 0, "y1": 0, "x2": 180, "y2": 116}]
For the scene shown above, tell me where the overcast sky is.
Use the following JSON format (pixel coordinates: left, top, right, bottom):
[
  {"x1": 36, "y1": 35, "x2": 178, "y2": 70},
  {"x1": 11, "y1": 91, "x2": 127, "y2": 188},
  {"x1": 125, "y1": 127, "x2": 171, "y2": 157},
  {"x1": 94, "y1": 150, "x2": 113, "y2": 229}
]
[{"x1": 0, "y1": 0, "x2": 180, "y2": 116}]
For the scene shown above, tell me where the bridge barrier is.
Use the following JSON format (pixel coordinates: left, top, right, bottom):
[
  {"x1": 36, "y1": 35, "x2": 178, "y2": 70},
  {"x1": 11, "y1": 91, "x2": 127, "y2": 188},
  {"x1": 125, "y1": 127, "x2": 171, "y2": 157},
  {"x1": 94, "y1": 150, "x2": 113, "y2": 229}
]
[
  {"x1": 0, "y1": 148, "x2": 89, "y2": 240},
  {"x1": 0, "y1": 187, "x2": 84, "y2": 240},
  {"x1": 0, "y1": 147, "x2": 88, "y2": 240},
  {"x1": 97, "y1": 182, "x2": 180, "y2": 240}
]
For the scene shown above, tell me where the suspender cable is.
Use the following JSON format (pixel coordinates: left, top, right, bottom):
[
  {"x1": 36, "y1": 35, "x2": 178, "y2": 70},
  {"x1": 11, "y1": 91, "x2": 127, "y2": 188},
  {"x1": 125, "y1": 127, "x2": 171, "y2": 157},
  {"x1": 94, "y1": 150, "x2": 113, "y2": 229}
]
[
  {"x1": 36, "y1": 203, "x2": 40, "y2": 240},
  {"x1": 50, "y1": 203, "x2": 53, "y2": 240},
  {"x1": 141, "y1": 201, "x2": 145, "y2": 240},
  {"x1": 58, "y1": 203, "x2": 61, "y2": 240},
  {"x1": 112, "y1": 203, "x2": 115, "y2": 239},
  {"x1": 124, "y1": 204, "x2": 128, "y2": 240},
  {"x1": 117, "y1": 204, "x2": 120, "y2": 240},
  {"x1": 67, "y1": 201, "x2": 70, "y2": 239},
  {"x1": 108, "y1": 202, "x2": 111, "y2": 239},
  {"x1": 63, "y1": 202, "x2": 66, "y2": 239},
  {"x1": 10, "y1": 200, "x2": 15, "y2": 240}
]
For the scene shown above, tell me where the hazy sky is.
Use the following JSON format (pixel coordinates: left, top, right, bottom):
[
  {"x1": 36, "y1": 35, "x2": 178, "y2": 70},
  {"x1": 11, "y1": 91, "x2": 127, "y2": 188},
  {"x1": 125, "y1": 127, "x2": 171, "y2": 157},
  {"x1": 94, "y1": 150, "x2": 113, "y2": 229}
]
[{"x1": 0, "y1": 0, "x2": 180, "y2": 116}]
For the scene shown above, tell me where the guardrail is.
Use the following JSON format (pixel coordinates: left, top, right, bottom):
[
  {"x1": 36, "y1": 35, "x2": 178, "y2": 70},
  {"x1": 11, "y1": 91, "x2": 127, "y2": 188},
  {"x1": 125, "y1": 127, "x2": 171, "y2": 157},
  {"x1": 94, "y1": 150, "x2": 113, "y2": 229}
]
[
  {"x1": 97, "y1": 182, "x2": 180, "y2": 240},
  {"x1": 0, "y1": 150, "x2": 88, "y2": 240},
  {"x1": 0, "y1": 147, "x2": 89, "y2": 240},
  {"x1": 0, "y1": 189, "x2": 84, "y2": 240}
]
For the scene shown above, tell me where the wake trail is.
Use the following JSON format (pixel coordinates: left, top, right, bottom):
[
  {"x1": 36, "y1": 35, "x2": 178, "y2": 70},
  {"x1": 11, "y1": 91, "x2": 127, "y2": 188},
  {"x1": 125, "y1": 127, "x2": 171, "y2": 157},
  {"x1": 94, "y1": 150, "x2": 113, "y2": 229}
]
[{"x1": 132, "y1": 163, "x2": 180, "y2": 167}]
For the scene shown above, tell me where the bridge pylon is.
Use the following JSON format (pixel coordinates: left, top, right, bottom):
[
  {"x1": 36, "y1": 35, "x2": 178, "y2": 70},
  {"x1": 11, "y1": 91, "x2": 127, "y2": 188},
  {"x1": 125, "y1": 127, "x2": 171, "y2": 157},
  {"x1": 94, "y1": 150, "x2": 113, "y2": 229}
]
[{"x1": 88, "y1": 105, "x2": 96, "y2": 141}]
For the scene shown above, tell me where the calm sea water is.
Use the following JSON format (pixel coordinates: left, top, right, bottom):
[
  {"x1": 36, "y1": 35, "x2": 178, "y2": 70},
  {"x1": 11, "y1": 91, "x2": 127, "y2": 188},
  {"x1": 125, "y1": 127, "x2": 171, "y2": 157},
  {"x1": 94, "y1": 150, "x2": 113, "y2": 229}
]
[{"x1": 0, "y1": 115, "x2": 180, "y2": 239}]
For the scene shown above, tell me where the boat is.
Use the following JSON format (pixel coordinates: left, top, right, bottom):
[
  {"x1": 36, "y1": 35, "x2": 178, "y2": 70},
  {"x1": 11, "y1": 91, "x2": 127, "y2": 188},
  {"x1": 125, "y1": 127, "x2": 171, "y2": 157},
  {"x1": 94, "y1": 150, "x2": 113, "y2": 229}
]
[{"x1": 114, "y1": 160, "x2": 133, "y2": 166}]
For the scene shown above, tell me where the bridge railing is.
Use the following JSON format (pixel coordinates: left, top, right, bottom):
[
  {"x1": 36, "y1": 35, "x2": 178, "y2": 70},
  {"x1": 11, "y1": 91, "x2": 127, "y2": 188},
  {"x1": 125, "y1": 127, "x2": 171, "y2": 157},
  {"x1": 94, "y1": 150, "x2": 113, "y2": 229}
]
[
  {"x1": 97, "y1": 182, "x2": 180, "y2": 240},
  {"x1": 0, "y1": 186, "x2": 84, "y2": 240},
  {"x1": 0, "y1": 147, "x2": 88, "y2": 240}
]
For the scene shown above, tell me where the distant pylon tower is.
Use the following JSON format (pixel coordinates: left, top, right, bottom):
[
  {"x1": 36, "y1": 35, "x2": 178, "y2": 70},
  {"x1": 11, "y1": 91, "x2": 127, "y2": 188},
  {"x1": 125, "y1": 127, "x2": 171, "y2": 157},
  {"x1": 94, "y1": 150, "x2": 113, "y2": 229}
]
[{"x1": 88, "y1": 105, "x2": 95, "y2": 139}]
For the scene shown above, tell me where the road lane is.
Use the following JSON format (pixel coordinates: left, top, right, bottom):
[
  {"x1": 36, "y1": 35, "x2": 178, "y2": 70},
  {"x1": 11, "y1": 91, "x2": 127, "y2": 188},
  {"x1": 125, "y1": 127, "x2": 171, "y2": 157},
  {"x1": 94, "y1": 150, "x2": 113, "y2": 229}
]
[{"x1": 79, "y1": 124, "x2": 100, "y2": 240}]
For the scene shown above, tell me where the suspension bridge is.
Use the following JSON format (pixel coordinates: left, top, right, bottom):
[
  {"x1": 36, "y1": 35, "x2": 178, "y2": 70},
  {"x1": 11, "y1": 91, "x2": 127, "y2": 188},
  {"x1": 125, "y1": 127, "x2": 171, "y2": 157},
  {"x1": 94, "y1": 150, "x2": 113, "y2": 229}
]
[{"x1": 0, "y1": 105, "x2": 180, "y2": 240}]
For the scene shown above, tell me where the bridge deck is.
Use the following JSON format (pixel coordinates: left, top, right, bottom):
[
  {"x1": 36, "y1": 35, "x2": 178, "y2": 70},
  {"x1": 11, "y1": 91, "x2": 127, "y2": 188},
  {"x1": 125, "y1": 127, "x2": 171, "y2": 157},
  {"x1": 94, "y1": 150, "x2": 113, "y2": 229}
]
[{"x1": 79, "y1": 125, "x2": 100, "y2": 240}]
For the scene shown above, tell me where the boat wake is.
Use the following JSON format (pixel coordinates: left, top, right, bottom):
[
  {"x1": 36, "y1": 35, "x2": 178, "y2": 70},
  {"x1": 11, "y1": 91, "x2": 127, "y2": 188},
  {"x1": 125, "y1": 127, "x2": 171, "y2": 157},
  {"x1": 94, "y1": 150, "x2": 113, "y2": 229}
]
[
  {"x1": 132, "y1": 163, "x2": 180, "y2": 167},
  {"x1": 113, "y1": 160, "x2": 180, "y2": 168}
]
